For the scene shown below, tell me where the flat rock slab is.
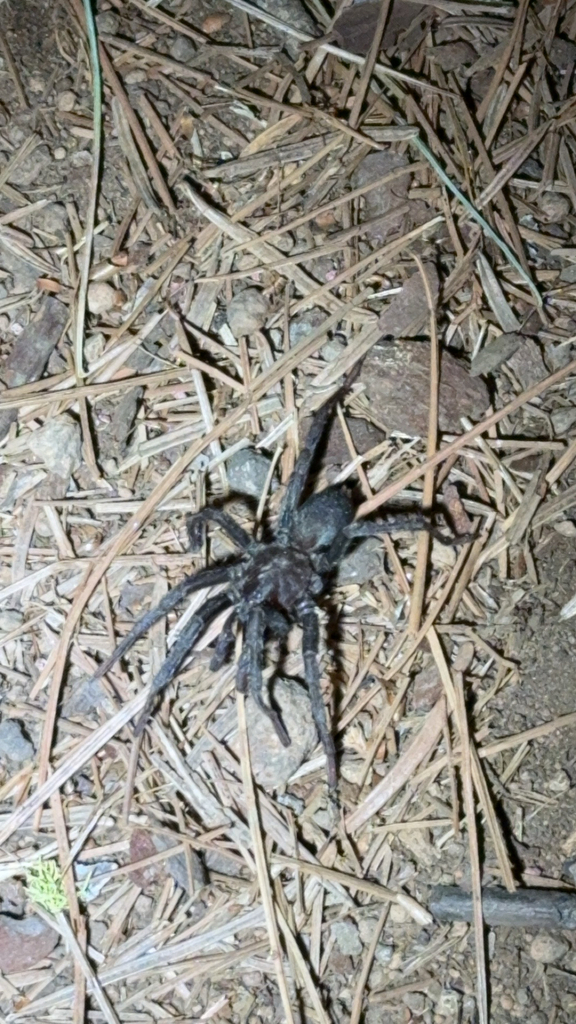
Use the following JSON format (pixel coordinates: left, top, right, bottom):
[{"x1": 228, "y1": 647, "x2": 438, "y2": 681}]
[
  {"x1": 0, "y1": 913, "x2": 59, "y2": 972},
  {"x1": 361, "y1": 341, "x2": 489, "y2": 436}
]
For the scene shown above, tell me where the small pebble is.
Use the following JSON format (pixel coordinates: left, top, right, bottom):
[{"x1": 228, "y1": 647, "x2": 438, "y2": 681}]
[
  {"x1": 243, "y1": 677, "x2": 318, "y2": 788},
  {"x1": 28, "y1": 75, "x2": 45, "y2": 94},
  {"x1": 551, "y1": 406, "x2": 576, "y2": 436},
  {"x1": 358, "y1": 915, "x2": 381, "y2": 944},
  {"x1": 403, "y1": 992, "x2": 426, "y2": 1014},
  {"x1": 374, "y1": 942, "x2": 394, "y2": 965},
  {"x1": 336, "y1": 538, "x2": 382, "y2": 586},
  {"x1": 0, "y1": 914, "x2": 59, "y2": 972},
  {"x1": 70, "y1": 150, "x2": 92, "y2": 167},
  {"x1": 169, "y1": 36, "x2": 196, "y2": 62},
  {"x1": 529, "y1": 932, "x2": 569, "y2": 963},
  {"x1": 226, "y1": 288, "x2": 269, "y2": 337},
  {"x1": 202, "y1": 13, "x2": 229, "y2": 33},
  {"x1": 331, "y1": 920, "x2": 362, "y2": 957},
  {"x1": 53, "y1": 147, "x2": 67, "y2": 161},
  {"x1": 289, "y1": 307, "x2": 324, "y2": 347},
  {"x1": 389, "y1": 902, "x2": 410, "y2": 924},
  {"x1": 515, "y1": 987, "x2": 530, "y2": 1006},
  {"x1": 87, "y1": 281, "x2": 119, "y2": 315},
  {"x1": 57, "y1": 90, "x2": 76, "y2": 111},
  {"x1": 125, "y1": 69, "x2": 147, "y2": 85},
  {"x1": 321, "y1": 338, "x2": 346, "y2": 362},
  {"x1": 28, "y1": 414, "x2": 82, "y2": 478},
  {"x1": 547, "y1": 769, "x2": 571, "y2": 794},
  {"x1": 95, "y1": 11, "x2": 119, "y2": 33},
  {"x1": 537, "y1": 191, "x2": 570, "y2": 223},
  {"x1": 0, "y1": 720, "x2": 34, "y2": 766},
  {"x1": 227, "y1": 449, "x2": 274, "y2": 499},
  {"x1": 436, "y1": 990, "x2": 460, "y2": 1016},
  {"x1": 500, "y1": 994, "x2": 514, "y2": 1010},
  {"x1": 0, "y1": 609, "x2": 23, "y2": 632}
]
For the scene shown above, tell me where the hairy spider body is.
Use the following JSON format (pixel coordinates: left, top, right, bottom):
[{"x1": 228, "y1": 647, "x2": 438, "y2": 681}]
[{"x1": 88, "y1": 367, "x2": 462, "y2": 787}]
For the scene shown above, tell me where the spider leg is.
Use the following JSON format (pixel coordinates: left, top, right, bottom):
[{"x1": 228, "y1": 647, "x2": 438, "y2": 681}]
[
  {"x1": 91, "y1": 564, "x2": 231, "y2": 682},
  {"x1": 277, "y1": 362, "x2": 364, "y2": 533},
  {"x1": 209, "y1": 609, "x2": 238, "y2": 671},
  {"x1": 266, "y1": 608, "x2": 290, "y2": 640},
  {"x1": 237, "y1": 606, "x2": 291, "y2": 747},
  {"x1": 133, "y1": 593, "x2": 232, "y2": 735},
  {"x1": 323, "y1": 514, "x2": 471, "y2": 570},
  {"x1": 299, "y1": 601, "x2": 337, "y2": 789},
  {"x1": 187, "y1": 508, "x2": 251, "y2": 551}
]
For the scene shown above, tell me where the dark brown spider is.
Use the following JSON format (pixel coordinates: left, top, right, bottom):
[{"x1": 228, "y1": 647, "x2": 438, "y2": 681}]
[{"x1": 88, "y1": 368, "x2": 464, "y2": 787}]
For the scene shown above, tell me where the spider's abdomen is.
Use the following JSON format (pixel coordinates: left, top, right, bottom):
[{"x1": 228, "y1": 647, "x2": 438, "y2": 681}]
[
  {"x1": 289, "y1": 487, "x2": 354, "y2": 552},
  {"x1": 237, "y1": 544, "x2": 318, "y2": 612}
]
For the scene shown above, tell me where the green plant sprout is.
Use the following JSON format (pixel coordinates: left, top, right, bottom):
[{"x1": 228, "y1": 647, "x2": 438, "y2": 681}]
[{"x1": 26, "y1": 860, "x2": 68, "y2": 914}]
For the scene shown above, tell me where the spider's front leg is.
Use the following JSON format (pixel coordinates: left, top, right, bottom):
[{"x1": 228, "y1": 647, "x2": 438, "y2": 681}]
[
  {"x1": 237, "y1": 606, "x2": 291, "y2": 747},
  {"x1": 133, "y1": 592, "x2": 232, "y2": 735},
  {"x1": 299, "y1": 601, "x2": 338, "y2": 790},
  {"x1": 186, "y1": 508, "x2": 252, "y2": 551},
  {"x1": 90, "y1": 564, "x2": 232, "y2": 684}
]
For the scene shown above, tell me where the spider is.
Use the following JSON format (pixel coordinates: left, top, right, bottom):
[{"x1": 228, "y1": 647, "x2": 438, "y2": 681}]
[{"x1": 88, "y1": 367, "x2": 464, "y2": 788}]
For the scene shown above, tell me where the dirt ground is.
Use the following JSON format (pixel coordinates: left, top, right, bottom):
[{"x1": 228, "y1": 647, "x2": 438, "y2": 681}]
[{"x1": 2, "y1": 0, "x2": 576, "y2": 1022}]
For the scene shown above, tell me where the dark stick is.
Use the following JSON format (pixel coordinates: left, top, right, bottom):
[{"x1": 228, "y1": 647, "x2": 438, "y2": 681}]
[{"x1": 430, "y1": 886, "x2": 576, "y2": 930}]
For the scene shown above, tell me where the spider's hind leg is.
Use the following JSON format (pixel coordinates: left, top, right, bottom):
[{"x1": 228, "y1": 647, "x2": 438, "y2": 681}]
[
  {"x1": 299, "y1": 602, "x2": 338, "y2": 789},
  {"x1": 237, "y1": 606, "x2": 291, "y2": 747},
  {"x1": 209, "y1": 609, "x2": 238, "y2": 671}
]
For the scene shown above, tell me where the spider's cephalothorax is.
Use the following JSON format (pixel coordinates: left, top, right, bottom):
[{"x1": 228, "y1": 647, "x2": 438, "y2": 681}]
[{"x1": 88, "y1": 368, "x2": 461, "y2": 787}]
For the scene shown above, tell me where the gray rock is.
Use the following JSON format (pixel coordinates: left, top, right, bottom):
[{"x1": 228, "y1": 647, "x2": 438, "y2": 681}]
[
  {"x1": 9, "y1": 145, "x2": 51, "y2": 187},
  {"x1": 336, "y1": 538, "x2": 383, "y2": 586},
  {"x1": 403, "y1": 992, "x2": 427, "y2": 1013},
  {"x1": 228, "y1": 449, "x2": 273, "y2": 499},
  {"x1": 0, "y1": 245, "x2": 39, "y2": 292},
  {"x1": 0, "y1": 914, "x2": 59, "y2": 972},
  {"x1": 63, "y1": 675, "x2": 112, "y2": 718},
  {"x1": 551, "y1": 406, "x2": 576, "y2": 436},
  {"x1": 411, "y1": 661, "x2": 443, "y2": 712},
  {"x1": 289, "y1": 308, "x2": 325, "y2": 347},
  {"x1": 537, "y1": 191, "x2": 570, "y2": 223},
  {"x1": 28, "y1": 414, "x2": 82, "y2": 478},
  {"x1": 529, "y1": 932, "x2": 569, "y2": 964},
  {"x1": 33, "y1": 203, "x2": 68, "y2": 239},
  {"x1": 361, "y1": 341, "x2": 489, "y2": 436},
  {"x1": 0, "y1": 720, "x2": 34, "y2": 765},
  {"x1": 507, "y1": 337, "x2": 547, "y2": 389},
  {"x1": 170, "y1": 36, "x2": 196, "y2": 63},
  {"x1": 374, "y1": 942, "x2": 394, "y2": 965},
  {"x1": 245, "y1": 677, "x2": 318, "y2": 788},
  {"x1": 299, "y1": 412, "x2": 385, "y2": 471},
  {"x1": 252, "y1": 0, "x2": 317, "y2": 57},
  {"x1": 428, "y1": 40, "x2": 477, "y2": 71},
  {"x1": 560, "y1": 263, "x2": 576, "y2": 284},
  {"x1": 87, "y1": 282, "x2": 118, "y2": 315},
  {"x1": 96, "y1": 10, "x2": 119, "y2": 34},
  {"x1": 378, "y1": 264, "x2": 439, "y2": 339},
  {"x1": 470, "y1": 332, "x2": 523, "y2": 376},
  {"x1": 321, "y1": 339, "x2": 346, "y2": 361},
  {"x1": 0, "y1": 609, "x2": 24, "y2": 632},
  {"x1": 331, "y1": 920, "x2": 363, "y2": 956},
  {"x1": 351, "y1": 150, "x2": 411, "y2": 241},
  {"x1": 227, "y1": 288, "x2": 269, "y2": 337}
]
